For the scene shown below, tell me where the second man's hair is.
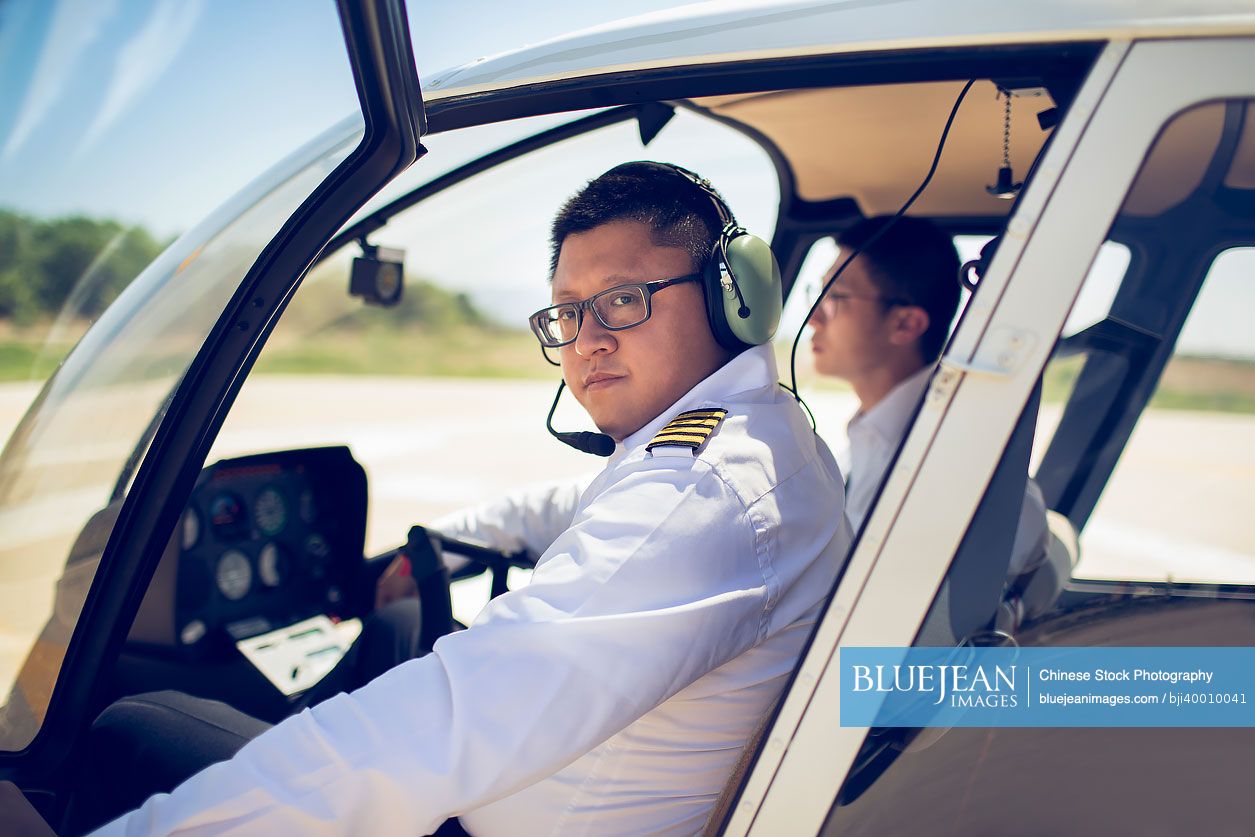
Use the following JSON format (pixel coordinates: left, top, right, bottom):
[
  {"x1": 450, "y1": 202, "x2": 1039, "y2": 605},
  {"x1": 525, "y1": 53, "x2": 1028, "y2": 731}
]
[{"x1": 837, "y1": 216, "x2": 962, "y2": 363}]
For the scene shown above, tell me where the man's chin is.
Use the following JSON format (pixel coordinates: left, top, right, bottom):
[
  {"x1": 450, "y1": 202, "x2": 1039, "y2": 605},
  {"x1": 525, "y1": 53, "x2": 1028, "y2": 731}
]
[
  {"x1": 574, "y1": 387, "x2": 656, "y2": 442},
  {"x1": 590, "y1": 418, "x2": 630, "y2": 443},
  {"x1": 813, "y1": 357, "x2": 843, "y2": 378},
  {"x1": 585, "y1": 408, "x2": 640, "y2": 444}
]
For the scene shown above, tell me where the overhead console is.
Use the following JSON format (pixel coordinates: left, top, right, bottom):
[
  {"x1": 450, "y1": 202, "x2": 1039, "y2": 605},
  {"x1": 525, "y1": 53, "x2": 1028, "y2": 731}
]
[{"x1": 128, "y1": 446, "x2": 367, "y2": 660}]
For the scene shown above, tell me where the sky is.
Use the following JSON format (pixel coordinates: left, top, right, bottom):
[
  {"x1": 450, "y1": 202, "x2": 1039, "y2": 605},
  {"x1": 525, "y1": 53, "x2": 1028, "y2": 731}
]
[
  {"x1": 0, "y1": 0, "x2": 685, "y2": 237},
  {"x1": 0, "y1": 0, "x2": 1251, "y2": 358}
]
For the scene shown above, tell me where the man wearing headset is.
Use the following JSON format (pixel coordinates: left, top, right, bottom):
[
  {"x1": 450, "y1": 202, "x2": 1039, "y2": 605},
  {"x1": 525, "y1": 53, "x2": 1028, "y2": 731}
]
[
  {"x1": 808, "y1": 216, "x2": 1047, "y2": 572},
  {"x1": 84, "y1": 162, "x2": 851, "y2": 836}
]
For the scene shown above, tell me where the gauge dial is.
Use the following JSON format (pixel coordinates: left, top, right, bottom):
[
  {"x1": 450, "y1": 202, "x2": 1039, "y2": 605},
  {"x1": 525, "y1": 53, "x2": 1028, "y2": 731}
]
[
  {"x1": 254, "y1": 487, "x2": 288, "y2": 536},
  {"x1": 258, "y1": 542, "x2": 288, "y2": 587},
  {"x1": 209, "y1": 493, "x2": 247, "y2": 538},
  {"x1": 180, "y1": 620, "x2": 206, "y2": 646},
  {"x1": 304, "y1": 533, "x2": 331, "y2": 579},
  {"x1": 181, "y1": 507, "x2": 201, "y2": 550},
  {"x1": 215, "y1": 549, "x2": 252, "y2": 601},
  {"x1": 299, "y1": 489, "x2": 317, "y2": 524}
]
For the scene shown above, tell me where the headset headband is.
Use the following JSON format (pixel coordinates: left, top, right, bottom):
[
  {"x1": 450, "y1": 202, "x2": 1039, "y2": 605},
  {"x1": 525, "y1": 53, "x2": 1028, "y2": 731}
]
[
  {"x1": 657, "y1": 162, "x2": 737, "y2": 231},
  {"x1": 591, "y1": 160, "x2": 782, "y2": 352}
]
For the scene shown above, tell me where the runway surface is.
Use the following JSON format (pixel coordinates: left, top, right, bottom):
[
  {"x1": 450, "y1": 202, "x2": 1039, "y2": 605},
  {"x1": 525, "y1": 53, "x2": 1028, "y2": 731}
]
[{"x1": 0, "y1": 375, "x2": 1250, "y2": 700}]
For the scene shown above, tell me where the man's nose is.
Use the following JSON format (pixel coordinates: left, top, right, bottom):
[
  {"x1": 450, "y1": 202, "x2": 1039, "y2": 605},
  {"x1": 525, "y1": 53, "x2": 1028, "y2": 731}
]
[{"x1": 573, "y1": 311, "x2": 616, "y2": 357}]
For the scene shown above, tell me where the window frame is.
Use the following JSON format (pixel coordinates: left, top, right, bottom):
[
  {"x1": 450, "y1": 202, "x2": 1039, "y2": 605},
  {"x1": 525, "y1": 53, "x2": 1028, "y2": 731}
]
[{"x1": 724, "y1": 36, "x2": 1255, "y2": 836}]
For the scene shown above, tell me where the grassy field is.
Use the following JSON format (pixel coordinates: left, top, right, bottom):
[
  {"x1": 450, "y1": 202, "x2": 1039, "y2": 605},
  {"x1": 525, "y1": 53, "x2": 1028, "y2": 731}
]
[
  {"x1": 1041, "y1": 353, "x2": 1255, "y2": 414},
  {"x1": 1151, "y1": 355, "x2": 1255, "y2": 412},
  {"x1": 253, "y1": 326, "x2": 555, "y2": 379},
  {"x1": 0, "y1": 319, "x2": 78, "y2": 382},
  {"x1": 2, "y1": 323, "x2": 1253, "y2": 414},
  {"x1": 0, "y1": 341, "x2": 68, "y2": 382}
]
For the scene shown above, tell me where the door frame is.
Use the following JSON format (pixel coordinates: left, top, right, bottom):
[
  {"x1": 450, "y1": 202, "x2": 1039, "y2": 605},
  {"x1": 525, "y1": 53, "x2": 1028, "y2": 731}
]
[{"x1": 724, "y1": 35, "x2": 1255, "y2": 835}]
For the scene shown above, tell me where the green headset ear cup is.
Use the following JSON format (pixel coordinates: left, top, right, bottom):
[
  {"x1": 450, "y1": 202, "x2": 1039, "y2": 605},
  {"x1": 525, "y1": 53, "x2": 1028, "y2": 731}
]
[{"x1": 705, "y1": 232, "x2": 782, "y2": 349}]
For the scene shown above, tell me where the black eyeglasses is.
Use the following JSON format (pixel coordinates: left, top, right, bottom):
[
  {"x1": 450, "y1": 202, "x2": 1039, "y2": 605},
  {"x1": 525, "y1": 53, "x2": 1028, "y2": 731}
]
[
  {"x1": 816, "y1": 288, "x2": 912, "y2": 313},
  {"x1": 529, "y1": 274, "x2": 701, "y2": 348}
]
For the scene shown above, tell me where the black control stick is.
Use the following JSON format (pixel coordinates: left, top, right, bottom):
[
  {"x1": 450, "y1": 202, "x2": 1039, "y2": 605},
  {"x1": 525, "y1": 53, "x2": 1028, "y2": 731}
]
[{"x1": 405, "y1": 525, "x2": 454, "y2": 648}]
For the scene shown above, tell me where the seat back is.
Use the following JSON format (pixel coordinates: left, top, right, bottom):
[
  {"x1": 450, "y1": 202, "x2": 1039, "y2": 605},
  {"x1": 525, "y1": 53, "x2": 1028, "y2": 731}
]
[
  {"x1": 998, "y1": 509, "x2": 1080, "y2": 633},
  {"x1": 915, "y1": 380, "x2": 1041, "y2": 646}
]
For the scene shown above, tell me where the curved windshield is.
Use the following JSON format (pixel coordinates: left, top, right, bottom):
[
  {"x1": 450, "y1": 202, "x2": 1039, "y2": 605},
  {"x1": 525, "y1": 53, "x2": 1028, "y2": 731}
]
[{"x1": 0, "y1": 0, "x2": 362, "y2": 749}]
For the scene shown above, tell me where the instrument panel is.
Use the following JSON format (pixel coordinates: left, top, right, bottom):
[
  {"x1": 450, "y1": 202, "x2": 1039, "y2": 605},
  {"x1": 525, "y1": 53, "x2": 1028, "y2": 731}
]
[{"x1": 129, "y1": 446, "x2": 368, "y2": 658}]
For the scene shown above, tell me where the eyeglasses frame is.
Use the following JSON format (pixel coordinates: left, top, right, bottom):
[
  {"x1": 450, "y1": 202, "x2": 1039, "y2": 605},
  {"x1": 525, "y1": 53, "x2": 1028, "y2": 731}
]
[
  {"x1": 529, "y1": 273, "x2": 702, "y2": 348},
  {"x1": 815, "y1": 288, "x2": 914, "y2": 315}
]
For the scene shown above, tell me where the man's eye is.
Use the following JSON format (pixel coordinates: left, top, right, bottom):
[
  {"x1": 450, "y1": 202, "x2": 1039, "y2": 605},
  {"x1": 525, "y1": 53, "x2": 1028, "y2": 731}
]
[
  {"x1": 609, "y1": 293, "x2": 640, "y2": 307},
  {"x1": 556, "y1": 307, "x2": 578, "y2": 321}
]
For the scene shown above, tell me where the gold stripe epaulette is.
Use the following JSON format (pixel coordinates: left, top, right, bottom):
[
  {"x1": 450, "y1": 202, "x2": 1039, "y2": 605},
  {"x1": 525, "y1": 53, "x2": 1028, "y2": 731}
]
[{"x1": 646, "y1": 407, "x2": 728, "y2": 454}]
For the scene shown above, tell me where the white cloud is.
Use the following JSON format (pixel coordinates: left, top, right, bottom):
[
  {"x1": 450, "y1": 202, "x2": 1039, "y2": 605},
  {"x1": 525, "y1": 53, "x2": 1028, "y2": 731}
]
[
  {"x1": 2, "y1": 0, "x2": 118, "y2": 162},
  {"x1": 75, "y1": 0, "x2": 204, "y2": 156}
]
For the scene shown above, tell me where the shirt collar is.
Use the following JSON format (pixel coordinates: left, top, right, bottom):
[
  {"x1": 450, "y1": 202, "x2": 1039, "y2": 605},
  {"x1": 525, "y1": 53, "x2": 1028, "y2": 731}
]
[
  {"x1": 616, "y1": 343, "x2": 778, "y2": 456},
  {"x1": 847, "y1": 363, "x2": 934, "y2": 445}
]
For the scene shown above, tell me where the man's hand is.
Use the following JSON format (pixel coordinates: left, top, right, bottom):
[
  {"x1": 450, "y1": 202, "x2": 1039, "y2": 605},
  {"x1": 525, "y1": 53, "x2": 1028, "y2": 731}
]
[
  {"x1": 375, "y1": 554, "x2": 418, "y2": 610},
  {"x1": 0, "y1": 781, "x2": 55, "y2": 836}
]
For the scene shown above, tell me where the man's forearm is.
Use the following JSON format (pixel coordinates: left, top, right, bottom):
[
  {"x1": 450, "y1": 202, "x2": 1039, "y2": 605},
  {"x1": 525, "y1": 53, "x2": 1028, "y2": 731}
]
[{"x1": 430, "y1": 475, "x2": 592, "y2": 559}]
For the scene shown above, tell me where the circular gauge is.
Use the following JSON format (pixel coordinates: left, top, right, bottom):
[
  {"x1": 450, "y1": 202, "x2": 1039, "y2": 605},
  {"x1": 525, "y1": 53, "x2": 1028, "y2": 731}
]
[
  {"x1": 215, "y1": 549, "x2": 252, "y2": 601},
  {"x1": 299, "y1": 489, "x2": 317, "y2": 524},
  {"x1": 304, "y1": 533, "x2": 330, "y2": 559},
  {"x1": 304, "y1": 533, "x2": 331, "y2": 578},
  {"x1": 180, "y1": 507, "x2": 201, "y2": 550},
  {"x1": 209, "y1": 493, "x2": 247, "y2": 538},
  {"x1": 254, "y1": 487, "x2": 288, "y2": 536},
  {"x1": 258, "y1": 542, "x2": 288, "y2": 587},
  {"x1": 180, "y1": 620, "x2": 207, "y2": 646}
]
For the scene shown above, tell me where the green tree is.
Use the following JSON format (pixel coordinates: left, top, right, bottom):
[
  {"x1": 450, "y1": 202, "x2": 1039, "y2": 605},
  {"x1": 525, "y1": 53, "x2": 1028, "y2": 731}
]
[
  {"x1": 0, "y1": 211, "x2": 39, "y2": 323},
  {"x1": 0, "y1": 209, "x2": 169, "y2": 322}
]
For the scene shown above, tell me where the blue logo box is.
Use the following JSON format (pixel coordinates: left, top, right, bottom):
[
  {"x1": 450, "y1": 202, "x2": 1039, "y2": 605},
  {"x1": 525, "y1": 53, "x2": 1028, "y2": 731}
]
[{"x1": 839, "y1": 647, "x2": 1255, "y2": 727}]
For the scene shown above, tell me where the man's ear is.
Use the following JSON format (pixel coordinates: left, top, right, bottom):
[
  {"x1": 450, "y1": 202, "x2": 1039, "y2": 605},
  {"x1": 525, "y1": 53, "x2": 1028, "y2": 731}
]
[{"x1": 889, "y1": 306, "x2": 930, "y2": 347}]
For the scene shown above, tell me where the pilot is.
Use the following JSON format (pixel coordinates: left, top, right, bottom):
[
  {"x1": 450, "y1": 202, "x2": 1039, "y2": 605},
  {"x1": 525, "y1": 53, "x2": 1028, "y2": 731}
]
[
  {"x1": 807, "y1": 215, "x2": 1047, "y2": 574},
  {"x1": 83, "y1": 162, "x2": 852, "y2": 836}
]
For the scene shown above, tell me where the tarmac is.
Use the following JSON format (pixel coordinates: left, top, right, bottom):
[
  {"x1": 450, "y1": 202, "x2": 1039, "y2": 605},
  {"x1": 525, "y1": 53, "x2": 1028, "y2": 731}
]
[{"x1": 0, "y1": 375, "x2": 1250, "y2": 700}]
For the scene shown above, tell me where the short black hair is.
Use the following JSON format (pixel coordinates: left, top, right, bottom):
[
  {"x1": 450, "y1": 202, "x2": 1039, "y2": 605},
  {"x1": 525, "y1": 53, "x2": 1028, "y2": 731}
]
[
  {"x1": 837, "y1": 216, "x2": 962, "y2": 364},
  {"x1": 548, "y1": 161, "x2": 725, "y2": 276}
]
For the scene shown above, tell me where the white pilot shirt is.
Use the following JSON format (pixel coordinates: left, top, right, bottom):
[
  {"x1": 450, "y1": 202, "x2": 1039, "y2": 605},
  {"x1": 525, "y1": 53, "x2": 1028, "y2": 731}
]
[
  {"x1": 433, "y1": 475, "x2": 593, "y2": 569},
  {"x1": 96, "y1": 343, "x2": 851, "y2": 837},
  {"x1": 839, "y1": 364, "x2": 1047, "y2": 575}
]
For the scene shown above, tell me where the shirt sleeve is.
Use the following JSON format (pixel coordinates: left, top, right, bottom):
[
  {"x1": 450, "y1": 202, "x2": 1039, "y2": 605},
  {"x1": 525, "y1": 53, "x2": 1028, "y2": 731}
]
[
  {"x1": 430, "y1": 474, "x2": 593, "y2": 562},
  {"x1": 94, "y1": 457, "x2": 769, "y2": 837}
]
